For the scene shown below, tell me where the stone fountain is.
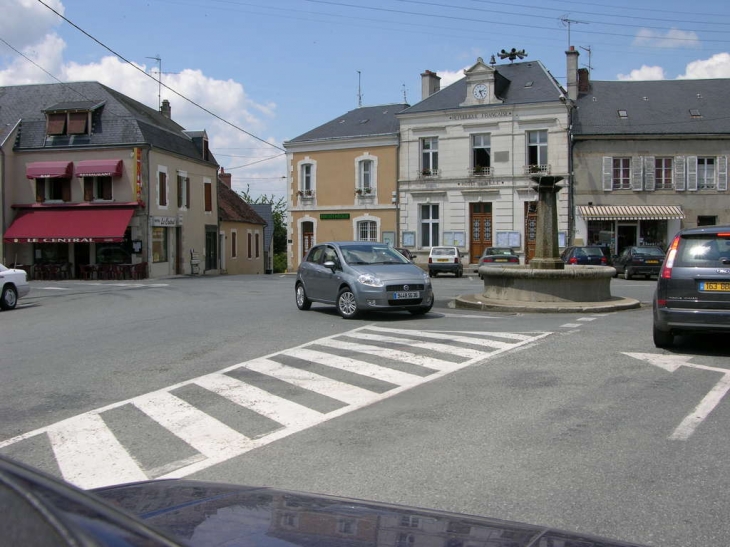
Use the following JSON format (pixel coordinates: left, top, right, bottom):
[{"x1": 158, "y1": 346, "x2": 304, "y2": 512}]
[{"x1": 456, "y1": 175, "x2": 640, "y2": 312}]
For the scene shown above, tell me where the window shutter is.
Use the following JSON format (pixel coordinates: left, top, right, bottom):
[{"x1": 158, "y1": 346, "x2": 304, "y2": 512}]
[
  {"x1": 84, "y1": 178, "x2": 93, "y2": 201},
  {"x1": 602, "y1": 157, "x2": 613, "y2": 191},
  {"x1": 674, "y1": 156, "x2": 686, "y2": 191},
  {"x1": 204, "y1": 181, "x2": 212, "y2": 212},
  {"x1": 177, "y1": 176, "x2": 182, "y2": 207},
  {"x1": 631, "y1": 156, "x2": 643, "y2": 191},
  {"x1": 186, "y1": 177, "x2": 191, "y2": 208},
  {"x1": 686, "y1": 156, "x2": 698, "y2": 191},
  {"x1": 68, "y1": 112, "x2": 88, "y2": 135},
  {"x1": 62, "y1": 179, "x2": 71, "y2": 202},
  {"x1": 47, "y1": 113, "x2": 66, "y2": 135},
  {"x1": 159, "y1": 172, "x2": 167, "y2": 206},
  {"x1": 718, "y1": 155, "x2": 728, "y2": 191},
  {"x1": 102, "y1": 177, "x2": 113, "y2": 200},
  {"x1": 36, "y1": 179, "x2": 46, "y2": 202},
  {"x1": 643, "y1": 156, "x2": 655, "y2": 191}
]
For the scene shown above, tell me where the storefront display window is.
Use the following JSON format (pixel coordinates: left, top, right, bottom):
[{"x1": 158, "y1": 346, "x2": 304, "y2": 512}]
[
  {"x1": 152, "y1": 226, "x2": 168, "y2": 263},
  {"x1": 34, "y1": 243, "x2": 69, "y2": 263},
  {"x1": 640, "y1": 220, "x2": 667, "y2": 249}
]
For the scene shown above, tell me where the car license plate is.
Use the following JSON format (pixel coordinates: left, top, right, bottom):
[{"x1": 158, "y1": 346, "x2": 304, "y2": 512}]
[
  {"x1": 495, "y1": 258, "x2": 507, "y2": 262},
  {"x1": 699, "y1": 281, "x2": 730, "y2": 292},
  {"x1": 646, "y1": 259, "x2": 659, "y2": 264},
  {"x1": 437, "y1": 258, "x2": 450, "y2": 262},
  {"x1": 393, "y1": 291, "x2": 419, "y2": 299}
]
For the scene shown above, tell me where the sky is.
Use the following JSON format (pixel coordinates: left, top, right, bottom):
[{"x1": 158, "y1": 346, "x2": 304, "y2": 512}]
[{"x1": 2, "y1": 0, "x2": 730, "y2": 202}]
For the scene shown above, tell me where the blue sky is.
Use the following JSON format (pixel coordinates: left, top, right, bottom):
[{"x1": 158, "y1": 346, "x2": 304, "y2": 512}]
[{"x1": 2, "y1": 0, "x2": 730, "y2": 200}]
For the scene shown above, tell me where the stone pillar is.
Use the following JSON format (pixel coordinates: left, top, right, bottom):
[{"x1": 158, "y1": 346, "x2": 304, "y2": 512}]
[{"x1": 529, "y1": 175, "x2": 564, "y2": 270}]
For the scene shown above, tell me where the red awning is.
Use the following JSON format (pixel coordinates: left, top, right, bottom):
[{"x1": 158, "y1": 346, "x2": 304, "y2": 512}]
[
  {"x1": 3, "y1": 207, "x2": 135, "y2": 243},
  {"x1": 26, "y1": 161, "x2": 73, "y2": 179},
  {"x1": 75, "y1": 159, "x2": 123, "y2": 177}
]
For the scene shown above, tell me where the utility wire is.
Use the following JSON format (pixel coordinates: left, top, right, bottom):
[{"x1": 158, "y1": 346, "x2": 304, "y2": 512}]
[{"x1": 35, "y1": 0, "x2": 284, "y2": 152}]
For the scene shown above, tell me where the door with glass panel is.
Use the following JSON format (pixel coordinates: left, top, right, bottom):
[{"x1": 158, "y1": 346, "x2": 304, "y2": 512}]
[{"x1": 469, "y1": 202, "x2": 492, "y2": 260}]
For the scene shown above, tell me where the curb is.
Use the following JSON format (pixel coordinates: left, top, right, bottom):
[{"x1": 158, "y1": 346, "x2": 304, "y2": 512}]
[{"x1": 454, "y1": 293, "x2": 642, "y2": 313}]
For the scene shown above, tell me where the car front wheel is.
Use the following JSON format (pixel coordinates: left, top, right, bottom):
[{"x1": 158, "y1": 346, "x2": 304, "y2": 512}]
[
  {"x1": 295, "y1": 283, "x2": 311, "y2": 310},
  {"x1": 653, "y1": 324, "x2": 673, "y2": 348},
  {"x1": 624, "y1": 268, "x2": 632, "y2": 280},
  {"x1": 337, "y1": 287, "x2": 361, "y2": 319},
  {"x1": 0, "y1": 285, "x2": 18, "y2": 310}
]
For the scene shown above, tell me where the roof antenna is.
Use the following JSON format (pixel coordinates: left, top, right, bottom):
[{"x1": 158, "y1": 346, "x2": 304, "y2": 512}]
[
  {"x1": 579, "y1": 45, "x2": 593, "y2": 74},
  {"x1": 402, "y1": 83, "x2": 408, "y2": 104},
  {"x1": 560, "y1": 16, "x2": 587, "y2": 49},
  {"x1": 146, "y1": 55, "x2": 162, "y2": 110},
  {"x1": 357, "y1": 70, "x2": 363, "y2": 108}
]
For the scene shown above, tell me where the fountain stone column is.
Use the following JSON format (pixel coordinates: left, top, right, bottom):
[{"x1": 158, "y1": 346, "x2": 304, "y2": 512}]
[{"x1": 529, "y1": 175, "x2": 564, "y2": 270}]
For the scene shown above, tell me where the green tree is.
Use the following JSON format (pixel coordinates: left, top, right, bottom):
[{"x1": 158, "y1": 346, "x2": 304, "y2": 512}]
[{"x1": 236, "y1": 186, "x2": 287, "y2": 272}]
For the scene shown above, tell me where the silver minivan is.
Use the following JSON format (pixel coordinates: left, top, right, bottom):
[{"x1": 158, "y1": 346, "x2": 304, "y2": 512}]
[{"x1": 653, "y1": 226, "x2": 730, "y2": 347}]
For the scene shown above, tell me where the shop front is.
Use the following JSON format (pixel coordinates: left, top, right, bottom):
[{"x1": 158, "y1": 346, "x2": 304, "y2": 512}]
[
  {"x1": 577, "y1": 205, "x2": 684, "y2": 255},
  {"x1": 3, "y1": 204, "x2": 141, "y2": 280}
]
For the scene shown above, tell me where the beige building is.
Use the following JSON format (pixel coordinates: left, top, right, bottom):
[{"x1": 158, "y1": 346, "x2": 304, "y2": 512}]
[
  {"x1": 283, "y1": 104, "x2": 407, "y2": 271},
  {"x1": 217, "y1": 174, "x2": 267, "y2": 275},
  {"x1": 0, "y1": 83, "x2": 219, "y2": 279}
]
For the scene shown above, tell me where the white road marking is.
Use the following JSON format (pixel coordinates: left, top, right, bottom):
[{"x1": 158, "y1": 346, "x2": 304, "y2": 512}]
[
  {"x1": 577, "y1": 317, "x2": 597, "y2": 322},
  {"x1": 1, "y1": 326, "x2": 551, "y2": 487},
  {"x1": 561, "y1": 323, "x2": 581, "y2": 328},
  {"x1": 624, "y1": 352, "x2": 730, "y2": 440},
  {"x1": 48, "y1": 414, "x2": 147, "y2": 488},
  {"x1": 34, "y1": 287, "x2": 71, "y2": 291}
]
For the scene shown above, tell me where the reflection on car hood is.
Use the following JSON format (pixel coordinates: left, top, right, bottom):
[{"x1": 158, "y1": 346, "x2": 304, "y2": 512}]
[{"x1": 94, "y1": 480, "x2": 648, "y2": 547}]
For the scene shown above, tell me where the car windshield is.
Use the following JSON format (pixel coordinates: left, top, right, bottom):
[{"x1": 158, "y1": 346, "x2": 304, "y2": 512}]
[
  {"x1": 582, "y1": 247, "x2": 605, "y2": 257},
  {"x1": 340, "y1": 244, "x2": 409, "y2": 265}
]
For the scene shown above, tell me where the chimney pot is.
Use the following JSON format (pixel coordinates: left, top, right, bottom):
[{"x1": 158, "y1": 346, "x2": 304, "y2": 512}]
[{"x1": 160, "y1": 99, "x2": 171, "y2": 119}]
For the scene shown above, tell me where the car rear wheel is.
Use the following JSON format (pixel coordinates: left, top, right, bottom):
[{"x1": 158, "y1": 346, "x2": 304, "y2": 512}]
[
  {"x1": 0, "y1": 285, "x2": 18, "y2": 310},
  {"x1": 653, "y1": 324, "x2": 673, "y2": 348},
  {"x1": 295, "y1": 283, "x2": 311, "y2": 310},
  {"x1": 624, "y1": 268, "x2": 632, "y2": 280},
  {"x1": 337, "y1": 287, "x2": 361, "y2": 319}
]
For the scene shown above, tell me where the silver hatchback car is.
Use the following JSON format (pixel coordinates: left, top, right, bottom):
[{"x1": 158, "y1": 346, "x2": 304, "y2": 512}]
[
  {"x1": 295, "y1": 242, "x2": 434, "y2": 319},
  {"x1": 653, "y1": 225, "x2": 730, "y2": 347}
]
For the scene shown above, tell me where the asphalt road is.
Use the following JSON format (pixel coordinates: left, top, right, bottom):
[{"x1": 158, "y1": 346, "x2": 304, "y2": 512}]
[{"x1": 1, "y1": 273, "x2": 728, "y2": 547}]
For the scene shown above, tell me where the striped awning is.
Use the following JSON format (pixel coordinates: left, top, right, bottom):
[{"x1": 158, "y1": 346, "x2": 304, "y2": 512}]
[{"x1": 577, "y1": 205, "x2": 684, "y2": 221}]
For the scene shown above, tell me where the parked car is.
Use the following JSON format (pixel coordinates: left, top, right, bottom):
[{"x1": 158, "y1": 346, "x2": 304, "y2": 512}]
[
  {"x1": 560, "y1": 245, "x2": 609, "y2": 266},
  {"x1": 653, "y1": 225, "x2": 730, "y2": 348},
  {"x1": 395, "y1": 247, "x2": 415, "y2": 261},
  {"x1": 0, "y1": 263, "x2": 30, "y2": 310},
  {"x1": 428, "y1": 246, "x2": 463, "y2": 277},
  {"x1": 1, "y1": 454, "x2": 651, "y2": 547},
  {"x1": 295, "y1": 241, "x2": 433, "y2": 319},
  {"x1": 612, "y1": 245, "x2": 665, "y2": 279}
]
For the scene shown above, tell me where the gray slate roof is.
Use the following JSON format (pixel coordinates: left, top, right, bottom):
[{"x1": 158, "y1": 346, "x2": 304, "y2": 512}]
[
  {"x1": 573, "y1": 79, "x2": 730, "y2": 136},
  {"x1": 251, "y1": 203, "x2": 274, "y2": 251},
  {"x1": 0, "y1": 81, "x2": 217, "y2": 165},
  {"x1": 286, "y1": 104, "x2": 409, "y2": 144},
  {"x1": 401, "y1": 60, "x2": 563, "y2": 115}
]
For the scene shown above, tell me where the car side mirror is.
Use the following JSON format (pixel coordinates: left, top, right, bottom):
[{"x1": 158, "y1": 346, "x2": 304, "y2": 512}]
[{"x1": 323, "y1": 260, "x2": 338, "y2": 271}]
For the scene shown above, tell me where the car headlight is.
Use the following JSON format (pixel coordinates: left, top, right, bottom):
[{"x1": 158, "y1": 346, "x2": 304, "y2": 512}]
[
  {"x1": 423, "y1": 272, "x2": 431, "y2": 285},
  {"x1": 357, "y1": 273, "x2": 384, "y2": 287}
]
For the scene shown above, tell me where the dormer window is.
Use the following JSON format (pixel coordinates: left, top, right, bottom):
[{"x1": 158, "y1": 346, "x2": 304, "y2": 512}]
[
  {"x1": 43, "y1": 100, "x2": 104, "y2": 144},
  {"x1": 618, "y1": 110, "x2": 628, "y2": 119},
  {"x1": 46, "y1": 111, "x2": 90, "y2": 136}
]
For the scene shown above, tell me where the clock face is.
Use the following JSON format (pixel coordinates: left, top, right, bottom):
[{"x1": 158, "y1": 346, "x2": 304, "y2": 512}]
[{"x1": 473, "y1": 83, "x2": 488, "y2": 99}]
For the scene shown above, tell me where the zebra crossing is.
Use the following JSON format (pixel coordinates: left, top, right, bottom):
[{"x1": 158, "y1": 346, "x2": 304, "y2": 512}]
[{"x1": 0, "y1": 325, "x2": 550, "y2": 489}]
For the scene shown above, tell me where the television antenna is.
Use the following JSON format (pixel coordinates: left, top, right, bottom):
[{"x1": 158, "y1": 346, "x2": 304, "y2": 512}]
[
  {"x1": 146, "y1": 55, "x2": 162, "y2": 110},
  {"x1": 580, "y1": 45, "x2": 593, "y2": 73},
  {"x1": 357, "y1": 71, "x2": 363, "y2": 108},
  {"x1": 560, "y1": 16, "x2": 588, "y2": 48}
]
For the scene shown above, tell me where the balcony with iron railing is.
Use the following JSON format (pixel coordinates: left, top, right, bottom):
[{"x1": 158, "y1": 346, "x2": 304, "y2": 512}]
[{"x1": 524, "y1": 164, "x2": 551, "y2": 175}]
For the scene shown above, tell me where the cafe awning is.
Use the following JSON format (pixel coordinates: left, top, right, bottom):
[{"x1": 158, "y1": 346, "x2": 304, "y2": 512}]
[
  {"x1": 25, "y1": 161, "x2": 73, "y2": 179},
  {"x1": 75, "y1": 159, "x2": 123, "y2": 177},
  {"x1": 3, "y1": 207, "x2": 135, "y2": 243},
  {"x1": 577, "y1": 205, "x2": 684, "y2": 221}
]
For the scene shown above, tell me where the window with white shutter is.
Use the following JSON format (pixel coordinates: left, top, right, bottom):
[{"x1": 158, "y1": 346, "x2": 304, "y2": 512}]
[
  {"x1": 602, "y1": 157, "x2": 613, "y2": 191},
  {"x1": 718, "y1": 156, "x2": 727, "y2": 191},
  {"x1": 674, "y1": 156, "x2": 686, "y2": 191},
  {"x1": 631, "y1": 156, "x2": 643, "y2": 191},
  {"x1": 643, "y1": 156, "x2": 655, "y2": 191}
]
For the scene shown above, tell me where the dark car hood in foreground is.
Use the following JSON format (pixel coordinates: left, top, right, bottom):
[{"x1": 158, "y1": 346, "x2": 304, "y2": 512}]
[
  {"x1": 1, "y1": 454, "x2": 647, "y2": 547},
  {"x1": 93, "y1": 479, "x2": 648, "y2": 547}
]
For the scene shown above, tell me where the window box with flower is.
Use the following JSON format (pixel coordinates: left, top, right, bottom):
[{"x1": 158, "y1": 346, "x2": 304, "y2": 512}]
[
  {"x1": 355, "y1": 187, "x2": 373, "y2": 196},
  {"x1": 298, "y1": 189, "x2": 314, "y2": 198}
]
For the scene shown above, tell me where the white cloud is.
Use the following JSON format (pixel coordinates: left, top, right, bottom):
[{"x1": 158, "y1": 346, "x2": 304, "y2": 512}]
[
  {"x1": 633, "y1": 28, "x2": 700, "y2": 49},
  {"x1": 617, "y1": 65, "x2": 666, "y2": 81},
  {"x1": 678, "y1": 52, "x2": 730, "y2": 79},
  {"x1": 0, "y1": 0, "x2": 285, "y2": 199}
]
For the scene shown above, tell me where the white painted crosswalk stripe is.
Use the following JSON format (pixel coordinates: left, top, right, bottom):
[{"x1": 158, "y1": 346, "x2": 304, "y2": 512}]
[{"x1": 1, "y1": 326, "x2": 551, "y2": 488}]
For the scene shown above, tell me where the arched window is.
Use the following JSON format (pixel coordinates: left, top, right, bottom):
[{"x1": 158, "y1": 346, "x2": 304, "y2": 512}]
[{"x1": 357, "y1": 220, "x2": 377, "y2": 242}]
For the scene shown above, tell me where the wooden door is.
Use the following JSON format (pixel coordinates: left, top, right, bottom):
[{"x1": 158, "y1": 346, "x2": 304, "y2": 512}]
[
  {"x1": 524, "y1": 201, "x2": 537, "y2": 263},
  {"x1": 469, "y1": 202, "x2": 492, "y2": 260},
  {"x1": 302, "y1": 221, "x2": 314, "y2": 258}
]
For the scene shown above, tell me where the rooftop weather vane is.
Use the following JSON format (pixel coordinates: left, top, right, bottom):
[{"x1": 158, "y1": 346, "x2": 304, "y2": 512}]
[{"x1": 497, "y1": 48, "x2": 528, "y2": 62}]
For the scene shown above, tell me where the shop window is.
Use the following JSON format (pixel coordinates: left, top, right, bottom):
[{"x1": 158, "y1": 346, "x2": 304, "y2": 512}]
[{"x1": 152, "y1": 226, "x2": 168, "y2": 262}]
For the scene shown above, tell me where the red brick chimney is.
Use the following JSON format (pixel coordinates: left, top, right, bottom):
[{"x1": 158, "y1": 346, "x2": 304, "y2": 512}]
[{"x1": 219, "y1": 167, "x2": 232, "y2": 188}]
